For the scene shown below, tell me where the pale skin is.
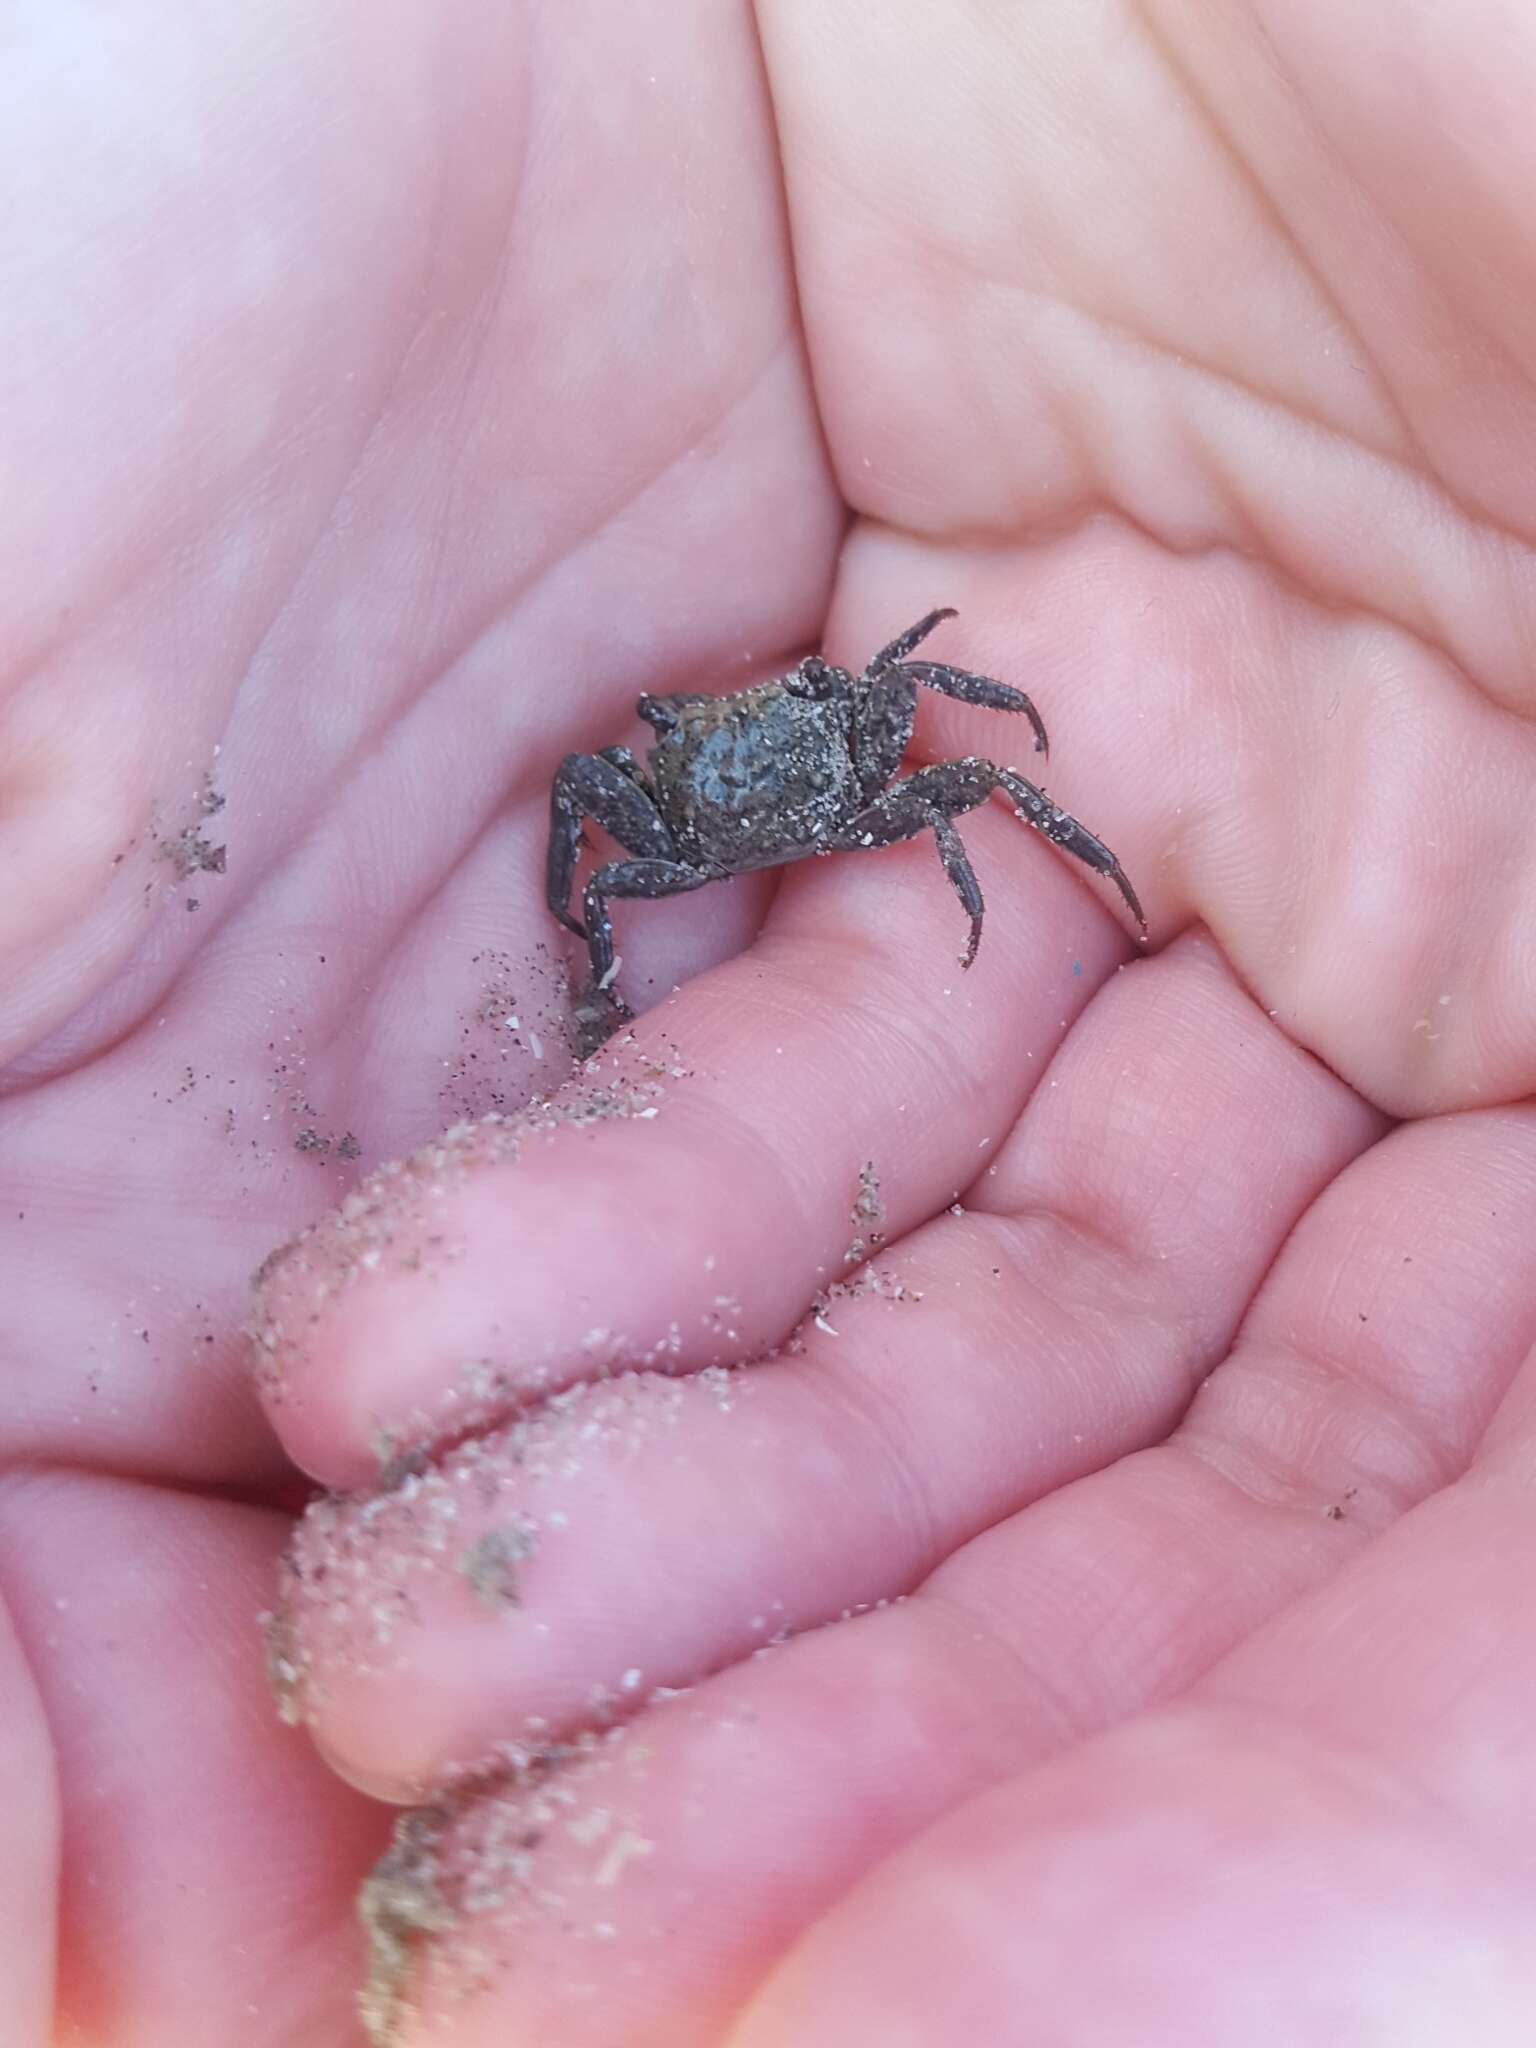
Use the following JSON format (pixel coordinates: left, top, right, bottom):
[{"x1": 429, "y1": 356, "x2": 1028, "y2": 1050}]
[{"x1": 3, "y1": 1, "x2": 1536, "y2": 2042}]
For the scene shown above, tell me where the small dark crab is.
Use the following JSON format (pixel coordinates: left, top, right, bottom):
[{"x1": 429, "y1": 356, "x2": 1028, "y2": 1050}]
[{"x1": 547, "y1": 608, "x2": 1146, "y2": 1036}]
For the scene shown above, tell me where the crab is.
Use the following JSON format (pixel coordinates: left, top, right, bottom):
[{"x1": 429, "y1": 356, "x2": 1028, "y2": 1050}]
[{"x1": 547, "y1": 608, "x2": 1146, "y2": 1037}]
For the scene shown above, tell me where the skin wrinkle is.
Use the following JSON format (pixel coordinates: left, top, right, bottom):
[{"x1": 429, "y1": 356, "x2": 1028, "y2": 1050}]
[
  {"x1": 747, "y1": 937, "x2": 1001, "y2": 1176},
  {"x1": 927, "y1": 244, "x2": 1405, "y2": 485},
  {"x1": 527, "y1": 326, "x2": 814, "y2": 745},
  {"x1": 768, "y1": 13, "x2": 1388, "y2": 455},
  {"x1": 769, "y1": 12, "x2": 1536, "y2": 711},
  {"x1": 911, "y1": 1576, "x2": 1098, "y2": 1754},
  {"x1": 3, "y1": 69, "x2": 460, "y2": 705},
  {"x1": 664, "y1": 1078, "x2": 827, "y2": 1276},
  {"x1": 928, "y1": 1494, "x2": 1221, "y2": 1727},
  {"x1": 242, "y1": 42, "x2": 505, "y2": 690},
  {"x1": 1182, "y1": 1361, "x2": 1453, "y2": 1522},
  {"x1": 1239, "y1": 0, "x2": 1536, "y2": 409},
  {"x1": 14, "y1": 331, "x2": 819, "y2": 1100},
  {"x1": 248, "y1": 331, "x2": 811, "y2": 873},
  {"x1": 1191, "y1": 1176, "x2": 1525, "y2": 1493},
  {"x1": 1152, "y1": 0, "x2": 1536, "y2": 574},
  {"x1": 1134, "y1": 0, "x2": 1425, "y2": 469},
  {"x1": 944, "y1": 268, "x2": 1536, "y2": 715},
  {"x1": 918, "y1": 1243, "x2": 1169, "y2": 1471},
  {"x1": 791, "y1": 1360, "x2": 948, "y2": 1585}
]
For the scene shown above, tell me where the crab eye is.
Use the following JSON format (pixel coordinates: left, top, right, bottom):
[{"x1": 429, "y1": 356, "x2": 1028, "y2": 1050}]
[
  {"x1": 637, "y1": 697, "x2": 677, "y2": 732},
  {"x1": 787, "y1": 658, "x2": 835, "y2": 699}
]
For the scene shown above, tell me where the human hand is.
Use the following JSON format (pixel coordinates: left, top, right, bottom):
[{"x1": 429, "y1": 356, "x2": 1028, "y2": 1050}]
[{"x1": 4, "y1": 5, "x2": 1535, "y2": 2046}]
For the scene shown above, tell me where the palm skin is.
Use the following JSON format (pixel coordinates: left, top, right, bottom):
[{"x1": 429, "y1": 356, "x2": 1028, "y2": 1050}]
[{"x1": 2, "y1": 4, "x2": 1535, "y2": 2045}]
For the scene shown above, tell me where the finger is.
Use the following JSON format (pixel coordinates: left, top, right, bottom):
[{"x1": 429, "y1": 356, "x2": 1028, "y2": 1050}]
[
  {"x1": 273, "y1": 936, "x2": 1374, "y2": 1795},
  {"x1": 346, "y1": 1102, "x2": 1536, "y2": 2045},
  {"x1": 735, "y1": 1322, "x2": 1536, "y2": 2048},
  {"x1": 734, "y1": 1103, "x2": 1536, "y2": 2047},
  {"x1": 252, "y1": 791, "x2": 1139, "y2": 1488},
  {"x1": 1198, "y1": 1338, "x2": 1536, "y2": 1863},
  {"x1": 0, "y1": 1474, "x2": 388, "y2": 2042},
  {"x1": 730, "y1": 1709, "x2": 1536, "y2": 2047}
]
